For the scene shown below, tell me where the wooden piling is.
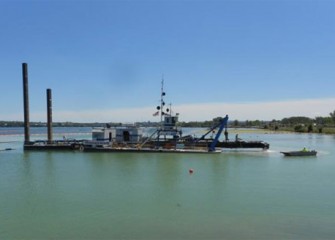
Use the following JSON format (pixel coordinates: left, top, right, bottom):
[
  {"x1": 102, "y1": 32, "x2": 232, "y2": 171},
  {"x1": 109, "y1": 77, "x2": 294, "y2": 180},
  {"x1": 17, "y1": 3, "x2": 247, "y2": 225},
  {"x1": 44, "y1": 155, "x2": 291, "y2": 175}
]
[
  {"x1": 22, "y1": 63, "x2": 30, "y2": 144},
  {"x1": 47, "y1": 89, "x2": 53, "y2": 143}
]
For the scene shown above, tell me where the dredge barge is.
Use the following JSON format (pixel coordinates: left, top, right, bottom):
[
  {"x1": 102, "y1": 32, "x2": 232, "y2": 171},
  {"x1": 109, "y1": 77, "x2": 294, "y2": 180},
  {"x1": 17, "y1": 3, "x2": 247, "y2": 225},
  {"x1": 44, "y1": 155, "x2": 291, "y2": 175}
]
[
  {"x1": 80, "y1": 81, "x2": 268, "y2": 152},
  {"x1": 22, "y1": 63, "x2": 269, "y2": 153}
]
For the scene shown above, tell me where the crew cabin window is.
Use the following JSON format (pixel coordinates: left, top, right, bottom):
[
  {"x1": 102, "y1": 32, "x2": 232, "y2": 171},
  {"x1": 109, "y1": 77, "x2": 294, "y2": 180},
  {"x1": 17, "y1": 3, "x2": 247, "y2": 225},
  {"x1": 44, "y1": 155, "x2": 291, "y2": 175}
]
[{"x1": 123, "y1": 131, "x2": 130, "y2": 142}]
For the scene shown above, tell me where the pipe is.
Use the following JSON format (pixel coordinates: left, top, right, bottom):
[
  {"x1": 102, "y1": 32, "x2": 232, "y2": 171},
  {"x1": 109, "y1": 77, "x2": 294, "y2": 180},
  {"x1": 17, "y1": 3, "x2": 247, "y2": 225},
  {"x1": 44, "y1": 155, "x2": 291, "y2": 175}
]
[
  {"x1": 47, "y1": 88, "x2": 53, "y2": 143},
  {"x1": 22, "y1": 63, "x2": 30, "y2": 144}
]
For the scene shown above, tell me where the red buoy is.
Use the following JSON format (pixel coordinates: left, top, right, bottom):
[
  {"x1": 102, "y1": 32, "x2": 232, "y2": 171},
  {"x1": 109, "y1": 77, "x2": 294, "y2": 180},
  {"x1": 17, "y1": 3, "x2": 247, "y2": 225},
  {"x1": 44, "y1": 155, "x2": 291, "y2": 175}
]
[{"x1": 189, "y1": 168, "x2": 194, "y2": 174}]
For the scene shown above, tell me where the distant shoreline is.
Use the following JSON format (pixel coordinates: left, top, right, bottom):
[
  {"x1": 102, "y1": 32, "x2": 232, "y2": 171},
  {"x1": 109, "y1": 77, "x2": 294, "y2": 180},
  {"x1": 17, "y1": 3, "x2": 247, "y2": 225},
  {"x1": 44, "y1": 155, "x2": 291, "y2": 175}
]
[
  {"x1": 1, "y1": 124, "x2": 334, "y2": 135},
  {"x1": 1, "y1": 116, "x2": 335, "y2": 135}
]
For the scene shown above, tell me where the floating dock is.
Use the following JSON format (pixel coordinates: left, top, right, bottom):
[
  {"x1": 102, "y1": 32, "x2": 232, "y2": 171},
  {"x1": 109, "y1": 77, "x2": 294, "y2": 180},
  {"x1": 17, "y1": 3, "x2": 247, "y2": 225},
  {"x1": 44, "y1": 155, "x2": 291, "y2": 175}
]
[{"x1": 23, "y1": 140, "x2": 85, "y2": 151}]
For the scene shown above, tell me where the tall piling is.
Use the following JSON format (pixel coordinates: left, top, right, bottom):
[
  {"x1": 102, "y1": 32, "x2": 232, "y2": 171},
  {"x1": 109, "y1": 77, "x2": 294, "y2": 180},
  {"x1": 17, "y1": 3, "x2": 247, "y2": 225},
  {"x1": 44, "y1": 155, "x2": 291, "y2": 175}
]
[
  {"x1": 22, "y1": 63, "x2": 30, "y2": 144},
  {"x1": 47, "y1": 88, "x2": 53, "y2": 143}
]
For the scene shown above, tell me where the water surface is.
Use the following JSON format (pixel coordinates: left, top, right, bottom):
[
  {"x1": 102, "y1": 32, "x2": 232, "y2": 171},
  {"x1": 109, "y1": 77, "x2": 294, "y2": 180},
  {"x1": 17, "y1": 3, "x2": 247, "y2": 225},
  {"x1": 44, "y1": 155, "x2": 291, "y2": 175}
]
[{"x1": 1, "y1": 128, "x2": 335, "y2": 239}]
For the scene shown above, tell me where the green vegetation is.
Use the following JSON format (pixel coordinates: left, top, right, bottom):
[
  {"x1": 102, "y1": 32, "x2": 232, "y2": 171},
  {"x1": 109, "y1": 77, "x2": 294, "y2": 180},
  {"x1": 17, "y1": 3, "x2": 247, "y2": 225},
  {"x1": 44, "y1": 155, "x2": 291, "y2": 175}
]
[
  {"x1": 181, "y1": 111, "x2": 335, "y2": 134},
  {"x1": 0, "y1": 121, "x2": 107, "y2": 128},
  {"x1": 239, "y1": 114, "x2": 335, "y2": 134},
  {"x1": 2, "y1": 110, "x2": 335, "y2": 134}
]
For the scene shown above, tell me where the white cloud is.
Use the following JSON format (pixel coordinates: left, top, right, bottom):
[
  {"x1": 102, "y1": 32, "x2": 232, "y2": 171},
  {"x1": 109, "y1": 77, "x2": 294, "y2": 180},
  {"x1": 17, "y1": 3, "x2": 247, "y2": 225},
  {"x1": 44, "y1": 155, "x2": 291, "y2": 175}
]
[
  {"x1": 175, "y1": 98, "x2": 335, "y2": 121},
  {"x1": 51, "y1": 98, "x2": 335, "y2": 122},
  {"x1": 2, "y1": 98, "x2": 335, "y2": 122}
]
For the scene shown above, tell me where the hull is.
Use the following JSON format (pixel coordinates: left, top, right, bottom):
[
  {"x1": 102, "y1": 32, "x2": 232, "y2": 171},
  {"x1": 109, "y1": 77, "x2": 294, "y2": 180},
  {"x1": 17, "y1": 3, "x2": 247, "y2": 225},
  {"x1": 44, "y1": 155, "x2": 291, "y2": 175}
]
[
  {"x1": 142, "y1": 139, "x2": 269, "y2": 150},
  {"x1": 24, "y1": 138, "x2": 270, "y2": 153},
  {"x1": 24, "y1": 140, "x2": 84, "y2": 151},
  {"x1": 217, "y1": 140, "x2": 269, "y2": 149},
  {"x1": 83, "y1": 145, "x2": 222, "y2": 154},
  {"x1": 281, "y1": 150, "x2": 317, "y2": 156}
]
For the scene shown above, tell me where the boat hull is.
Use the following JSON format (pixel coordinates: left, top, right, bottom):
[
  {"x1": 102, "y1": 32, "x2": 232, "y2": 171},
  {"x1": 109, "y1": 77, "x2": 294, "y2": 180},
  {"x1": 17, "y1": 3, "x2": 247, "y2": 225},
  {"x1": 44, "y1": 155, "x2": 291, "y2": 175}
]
[
  {"x1": 280, "y1": 150, "x2": 317, "y2": 157},
  {"x1": 83, "y1": 146, "x2": 222, "y2": 154},
  {"x1": 217, "y1": 140, "x2": 269, "y2": 149}
]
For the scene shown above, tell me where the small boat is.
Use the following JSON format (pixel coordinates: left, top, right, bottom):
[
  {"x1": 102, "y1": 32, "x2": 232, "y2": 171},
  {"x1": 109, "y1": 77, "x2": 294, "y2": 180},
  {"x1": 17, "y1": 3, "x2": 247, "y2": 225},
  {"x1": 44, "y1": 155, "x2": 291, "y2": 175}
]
[
  {"x1": 0, "y1": 148, "x2": 15, "y2": 151},
  {"x1": 280, "y1": 149, "x2": 317, "y2": 157}
]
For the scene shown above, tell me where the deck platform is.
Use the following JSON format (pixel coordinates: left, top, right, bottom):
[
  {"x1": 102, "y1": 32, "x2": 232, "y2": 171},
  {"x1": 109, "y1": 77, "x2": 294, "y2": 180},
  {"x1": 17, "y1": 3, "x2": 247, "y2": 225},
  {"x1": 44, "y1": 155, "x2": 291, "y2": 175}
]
[{"x1": 23, "y1": 140, "x2": 85, "y2": 151}]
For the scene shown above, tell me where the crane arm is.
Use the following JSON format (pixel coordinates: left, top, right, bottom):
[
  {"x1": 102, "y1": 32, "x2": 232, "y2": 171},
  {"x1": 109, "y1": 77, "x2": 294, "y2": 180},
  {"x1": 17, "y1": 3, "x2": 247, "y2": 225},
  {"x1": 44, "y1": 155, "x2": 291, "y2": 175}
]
[{"x1": 208, "y1": 115, "x2": 229, "y2": 152}]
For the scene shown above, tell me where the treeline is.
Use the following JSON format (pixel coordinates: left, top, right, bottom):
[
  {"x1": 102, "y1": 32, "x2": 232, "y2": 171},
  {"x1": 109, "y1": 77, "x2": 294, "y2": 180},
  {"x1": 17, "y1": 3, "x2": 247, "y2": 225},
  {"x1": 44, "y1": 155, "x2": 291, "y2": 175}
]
[
  {"x1": 222, "y1": 111, "x2": 335, "y2": 134},
  {"x1": 178, "y1": 111, "x2": 335, "y2": 134},
  {"x1": 0, "y1": 121, "x2": 157, "y2": 128},
  {"x1": 178, "y1": 118, "x2": 220, "y2": 128},
  {"x1": 267, "y1": 115, "x2": 335, "y2": 134},
  {"x1": 2, "y1": 110, "x2": 335, "y2": 134},
  {"x1": 0, "y1": 121, "x2": 107, "y2": 128}
]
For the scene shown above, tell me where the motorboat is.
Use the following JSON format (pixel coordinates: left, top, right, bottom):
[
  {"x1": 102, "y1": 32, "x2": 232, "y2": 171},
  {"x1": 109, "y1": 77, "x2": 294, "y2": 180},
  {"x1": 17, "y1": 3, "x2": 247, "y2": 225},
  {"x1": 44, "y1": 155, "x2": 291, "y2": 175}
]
[{"x1": 281, "y1": 149, "x2": 317, "y2": 157}]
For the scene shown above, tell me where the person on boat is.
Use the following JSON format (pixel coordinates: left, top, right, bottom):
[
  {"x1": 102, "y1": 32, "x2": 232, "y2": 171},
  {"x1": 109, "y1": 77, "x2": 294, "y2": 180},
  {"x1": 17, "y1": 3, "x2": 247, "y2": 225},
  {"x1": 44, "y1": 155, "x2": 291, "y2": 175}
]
[
  {"x1": 224, "y1": 130, "x2": 229, "y2": 141},
  {"x1": 235, "y1": 134, "x2": 241, "y2": 142},
  {"x1": 302, "y1": 147, "x2": 308, "y2": 152}
]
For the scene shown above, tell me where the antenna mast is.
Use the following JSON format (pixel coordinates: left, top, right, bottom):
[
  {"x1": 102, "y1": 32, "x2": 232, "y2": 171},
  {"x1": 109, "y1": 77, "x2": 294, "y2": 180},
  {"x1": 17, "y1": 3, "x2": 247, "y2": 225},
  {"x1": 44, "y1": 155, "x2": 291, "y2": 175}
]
[{"x1": 160, "y1": 76, "x2": 165, "y2": 124}]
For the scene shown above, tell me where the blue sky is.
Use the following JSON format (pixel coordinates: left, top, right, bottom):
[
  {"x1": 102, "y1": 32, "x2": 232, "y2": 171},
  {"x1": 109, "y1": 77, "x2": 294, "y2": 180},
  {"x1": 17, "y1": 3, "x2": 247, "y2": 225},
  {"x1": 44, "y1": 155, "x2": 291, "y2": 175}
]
[{"x1": 1, "y1": 0, "x2": 335, "y2": 122}]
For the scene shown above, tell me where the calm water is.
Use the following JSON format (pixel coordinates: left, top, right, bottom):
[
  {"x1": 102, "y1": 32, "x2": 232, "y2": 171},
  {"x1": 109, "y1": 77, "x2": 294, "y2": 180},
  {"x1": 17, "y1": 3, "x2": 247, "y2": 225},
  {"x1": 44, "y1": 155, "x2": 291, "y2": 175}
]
[{"x1": 1, "y1": 128, "x2": 335, "y2": 239}]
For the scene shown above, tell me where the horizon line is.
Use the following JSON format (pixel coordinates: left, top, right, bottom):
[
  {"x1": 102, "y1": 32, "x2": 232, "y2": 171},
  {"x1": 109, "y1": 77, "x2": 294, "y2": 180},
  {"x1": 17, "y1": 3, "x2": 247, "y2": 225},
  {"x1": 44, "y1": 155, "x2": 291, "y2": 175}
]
[{"x1": 1, "y1": 97, "x2": 335, "y2": 123}]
